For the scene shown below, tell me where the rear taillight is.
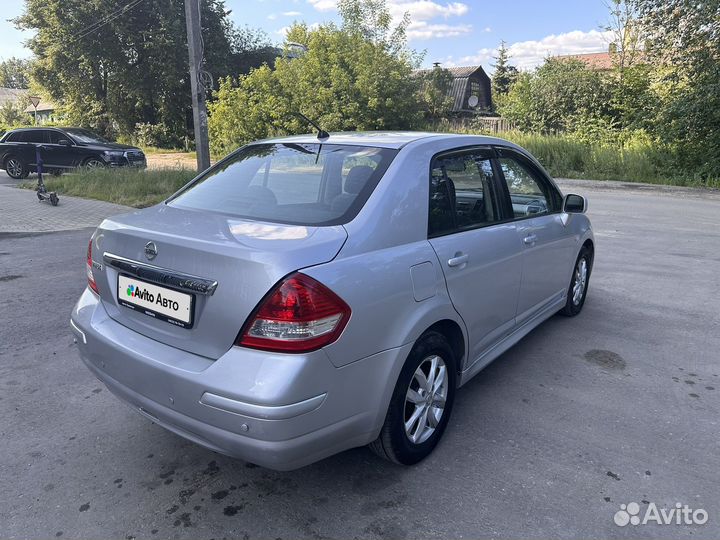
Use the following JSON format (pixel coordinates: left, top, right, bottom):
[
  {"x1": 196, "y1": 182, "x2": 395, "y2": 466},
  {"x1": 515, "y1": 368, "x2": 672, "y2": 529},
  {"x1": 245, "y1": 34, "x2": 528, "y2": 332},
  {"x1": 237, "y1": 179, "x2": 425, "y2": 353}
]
[
  {"x1": 237, "y1": 273, "x2": 351, "y2": 353},
  {"x1": 87, "y1": 238, "x2": 99, "y2": 295}
]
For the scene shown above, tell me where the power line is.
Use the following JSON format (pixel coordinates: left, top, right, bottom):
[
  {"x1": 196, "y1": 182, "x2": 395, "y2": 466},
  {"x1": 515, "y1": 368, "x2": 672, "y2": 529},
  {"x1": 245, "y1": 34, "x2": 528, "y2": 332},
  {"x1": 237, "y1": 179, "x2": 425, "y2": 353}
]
[{"x1": 67, "y1": 0, "x2": 146, "y2": 44}]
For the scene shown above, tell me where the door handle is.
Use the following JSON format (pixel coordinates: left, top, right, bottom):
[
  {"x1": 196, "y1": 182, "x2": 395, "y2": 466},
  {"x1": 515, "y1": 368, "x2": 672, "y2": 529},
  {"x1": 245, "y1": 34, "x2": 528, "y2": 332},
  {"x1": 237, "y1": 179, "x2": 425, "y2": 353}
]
[
  {"x1": 523, "y1": 234, "x2": 537, "y2": 245},
  {"x1": 447, "y1": 253, "x2": 469, "y2": 267}
]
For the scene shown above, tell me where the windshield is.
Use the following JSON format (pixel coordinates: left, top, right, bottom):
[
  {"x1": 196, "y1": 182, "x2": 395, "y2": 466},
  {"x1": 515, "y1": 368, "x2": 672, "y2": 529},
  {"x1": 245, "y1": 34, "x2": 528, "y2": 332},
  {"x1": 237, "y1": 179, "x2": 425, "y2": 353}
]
[
  {"x1": 168, "y1": 143, "x2": 397, "y2": 225},
  {"x1": 64, "y1": 128, "x2": 109, "y2": 144}
]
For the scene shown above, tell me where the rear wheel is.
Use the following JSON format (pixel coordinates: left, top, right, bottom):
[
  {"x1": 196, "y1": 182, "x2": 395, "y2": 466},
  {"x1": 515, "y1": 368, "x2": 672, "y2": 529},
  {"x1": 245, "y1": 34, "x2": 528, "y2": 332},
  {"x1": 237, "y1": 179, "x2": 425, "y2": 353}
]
[
  {"x1": 560, "y1": 245, "x2": 592, "y2": 317},
  {"x1": 4, "y1": 156, "x2": 26, "y2": 179},
  {"x1": 369, "y1": 331, "x2": 457, "y2": 465}
]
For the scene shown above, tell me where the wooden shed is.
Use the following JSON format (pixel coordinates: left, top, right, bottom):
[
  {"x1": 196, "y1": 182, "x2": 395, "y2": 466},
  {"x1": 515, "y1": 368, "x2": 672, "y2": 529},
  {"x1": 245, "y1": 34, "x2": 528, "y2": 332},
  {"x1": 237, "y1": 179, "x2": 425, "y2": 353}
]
[{"x1": 414, "y1": 64, "x2": 493, "y2": 114}]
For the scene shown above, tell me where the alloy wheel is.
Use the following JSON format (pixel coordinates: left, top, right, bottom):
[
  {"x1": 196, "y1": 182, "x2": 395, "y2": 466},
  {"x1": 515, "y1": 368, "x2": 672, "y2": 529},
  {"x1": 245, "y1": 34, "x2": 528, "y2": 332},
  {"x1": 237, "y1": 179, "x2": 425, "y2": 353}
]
[
  {"x1": 572, "y1": 257, "x2": 588, "y2": 306},
  {"x1": 404, "y1": 355, "x2": 448, "y2": 444},
  {"x1": 6, "y1": 158, "x2": 22, "y2": 178},
  {"x1": 85, "y1": 159, "x2": 104, "y2": 169}
]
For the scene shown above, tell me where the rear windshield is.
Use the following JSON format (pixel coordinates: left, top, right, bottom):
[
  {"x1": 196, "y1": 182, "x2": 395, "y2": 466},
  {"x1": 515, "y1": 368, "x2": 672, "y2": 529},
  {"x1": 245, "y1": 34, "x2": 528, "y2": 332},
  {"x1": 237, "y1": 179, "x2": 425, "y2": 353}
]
[{"x1": 168, "y1": 143, "x2": 397, "y2": 225}]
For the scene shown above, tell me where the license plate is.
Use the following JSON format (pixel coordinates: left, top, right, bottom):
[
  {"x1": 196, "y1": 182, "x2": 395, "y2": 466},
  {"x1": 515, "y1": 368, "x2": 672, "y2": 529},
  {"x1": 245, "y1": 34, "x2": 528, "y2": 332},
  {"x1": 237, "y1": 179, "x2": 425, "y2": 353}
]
[{"x1": 117, "y1": 275, "x2": 194, "y2": 328}]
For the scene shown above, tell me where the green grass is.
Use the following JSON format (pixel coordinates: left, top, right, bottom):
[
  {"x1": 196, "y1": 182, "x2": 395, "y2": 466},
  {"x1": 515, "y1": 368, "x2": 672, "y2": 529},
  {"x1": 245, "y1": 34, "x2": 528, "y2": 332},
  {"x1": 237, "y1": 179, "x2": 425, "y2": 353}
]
[
  {"x1": 424, "y1": 122, "x2": 720, "y2": 188},
  {"x1": 140, "y1": 146, "x2": 196, "y2": 157},
  {"x1": 20, "y1": 168, "x2": 197, "y2": 208}
]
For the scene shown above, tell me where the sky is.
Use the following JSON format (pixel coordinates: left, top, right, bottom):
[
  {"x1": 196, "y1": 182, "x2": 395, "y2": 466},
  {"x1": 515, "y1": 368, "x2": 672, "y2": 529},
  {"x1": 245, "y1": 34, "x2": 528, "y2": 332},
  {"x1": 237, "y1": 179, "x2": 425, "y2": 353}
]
[{"x1": 0, "y1": 0, "x2": 614, "y2": 73}]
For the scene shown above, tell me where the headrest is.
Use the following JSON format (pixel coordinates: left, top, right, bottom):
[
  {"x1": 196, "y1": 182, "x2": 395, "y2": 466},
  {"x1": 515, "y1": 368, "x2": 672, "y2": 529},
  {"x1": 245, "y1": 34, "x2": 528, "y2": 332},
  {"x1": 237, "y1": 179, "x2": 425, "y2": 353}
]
[{"x1": 344, "y1": 165, "x2": 374, "y2": 195}]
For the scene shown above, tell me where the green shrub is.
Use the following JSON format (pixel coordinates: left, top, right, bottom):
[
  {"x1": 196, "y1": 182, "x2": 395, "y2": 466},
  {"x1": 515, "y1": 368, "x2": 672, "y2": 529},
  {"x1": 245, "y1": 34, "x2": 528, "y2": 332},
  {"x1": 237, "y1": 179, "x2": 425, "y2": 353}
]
[
  {"x1": 421, "y1": 123, "x2": 719, "y2": 187},
  {"x1": 133, "y1": 123, "x2": 184, "y2": 150}
]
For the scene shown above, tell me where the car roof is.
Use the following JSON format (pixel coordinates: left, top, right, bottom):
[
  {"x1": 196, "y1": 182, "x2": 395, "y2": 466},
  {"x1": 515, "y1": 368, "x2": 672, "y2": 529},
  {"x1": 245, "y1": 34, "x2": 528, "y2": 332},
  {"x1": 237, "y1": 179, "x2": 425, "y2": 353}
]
[
  {"x1": 8, "y1": 126, "x2": 68, "y2": 132},
  {"x1": 257, "y1": 131, "x2": 515, "y2": 150}
]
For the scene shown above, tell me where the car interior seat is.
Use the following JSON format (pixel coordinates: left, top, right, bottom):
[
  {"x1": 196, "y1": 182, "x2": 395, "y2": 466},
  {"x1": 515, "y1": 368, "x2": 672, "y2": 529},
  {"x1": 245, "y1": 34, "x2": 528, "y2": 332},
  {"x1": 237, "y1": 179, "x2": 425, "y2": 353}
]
[{"x1": 330, "y1": 165, "x2": 374, "y2": 214}]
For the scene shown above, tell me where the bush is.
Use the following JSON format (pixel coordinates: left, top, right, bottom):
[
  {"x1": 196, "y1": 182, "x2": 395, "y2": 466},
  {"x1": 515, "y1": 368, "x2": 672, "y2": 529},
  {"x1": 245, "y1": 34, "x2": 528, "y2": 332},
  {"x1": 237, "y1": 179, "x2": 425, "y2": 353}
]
[
  {"x1": 421, "y1": 123, "x2": 719, "y2": 187},
  {"x1": 133, "y1": 123, "x2": 184, "y2": 150}
]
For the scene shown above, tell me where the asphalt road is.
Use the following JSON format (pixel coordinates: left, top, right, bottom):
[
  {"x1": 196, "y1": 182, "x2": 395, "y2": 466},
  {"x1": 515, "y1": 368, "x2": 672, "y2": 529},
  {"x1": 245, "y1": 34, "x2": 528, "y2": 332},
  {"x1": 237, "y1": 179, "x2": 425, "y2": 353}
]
[{"x1": 1, "y1": 178, "x2": 719, "y2": 539}]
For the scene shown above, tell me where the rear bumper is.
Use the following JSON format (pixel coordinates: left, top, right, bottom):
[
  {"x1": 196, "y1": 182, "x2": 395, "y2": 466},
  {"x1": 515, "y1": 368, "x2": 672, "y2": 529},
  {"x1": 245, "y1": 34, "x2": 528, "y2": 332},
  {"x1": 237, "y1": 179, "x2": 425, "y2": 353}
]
[{"x1": 71, "y1": 289, "x2": 409, "y2": 470}]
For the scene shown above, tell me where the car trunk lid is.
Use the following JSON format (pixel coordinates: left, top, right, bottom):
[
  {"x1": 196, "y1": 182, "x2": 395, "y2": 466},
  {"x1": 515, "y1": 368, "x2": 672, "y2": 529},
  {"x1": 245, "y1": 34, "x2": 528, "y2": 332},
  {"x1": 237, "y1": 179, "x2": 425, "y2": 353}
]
[{"x1": 91, "y1": 204, "x2": 347, "y2": 359}]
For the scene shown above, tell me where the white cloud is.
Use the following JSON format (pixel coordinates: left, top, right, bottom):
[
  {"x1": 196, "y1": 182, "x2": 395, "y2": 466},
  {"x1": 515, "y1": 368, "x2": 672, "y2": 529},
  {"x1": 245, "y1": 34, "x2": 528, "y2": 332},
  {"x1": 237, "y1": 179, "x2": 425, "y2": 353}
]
[
  {"x1": 443, "y1": 29, "x2": 613, "y2": 71},
  {"x1": 406, "y1": 22, "x2": 472, "y2": 39},
  {"x1": 282, "y1": 11, "x2": 303, "y2": 16},
  {"x1": 307, "y1": 0, "x2": 336, "y2": 11},
  {"x1": 305, "y1": 0, "x2": 472, "y2": 40},
  {"x1": 387, "y1": 1, "x2": 469, "y2": 20},
  {"x1": 276, "y1": 22, "x2": 321, "y2": 37}
]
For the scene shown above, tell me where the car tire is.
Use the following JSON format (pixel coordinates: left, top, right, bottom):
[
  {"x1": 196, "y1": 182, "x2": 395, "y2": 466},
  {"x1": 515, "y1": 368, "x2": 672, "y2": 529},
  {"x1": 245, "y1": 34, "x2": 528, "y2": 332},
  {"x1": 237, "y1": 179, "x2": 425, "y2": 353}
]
[
  {"x1": 560, "y1": 245, "x2": 592, "y2": 317},
  {"x1": 369, "y1": 331, "x2": 457, "y2": 465},
  {"x1": 4, "y1": 156, "x2": 27, "y2": 179},
  {"x1": 51, "y1": 168, "x2": 63, "y2": 177},
  {"x1": 83, "y1": 157, "x2": 106, "y2": 170}
]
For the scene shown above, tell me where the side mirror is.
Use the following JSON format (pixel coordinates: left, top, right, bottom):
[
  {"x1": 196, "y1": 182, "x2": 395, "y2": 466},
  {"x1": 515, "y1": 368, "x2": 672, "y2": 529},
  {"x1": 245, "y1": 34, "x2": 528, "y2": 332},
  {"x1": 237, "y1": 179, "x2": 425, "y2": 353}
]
[
  {"x1": 563, "y1": 193, "x2": 587, "y2": 214},
  {"x1": 58, "y1": 139, "x2": 72, "y2": 146}
]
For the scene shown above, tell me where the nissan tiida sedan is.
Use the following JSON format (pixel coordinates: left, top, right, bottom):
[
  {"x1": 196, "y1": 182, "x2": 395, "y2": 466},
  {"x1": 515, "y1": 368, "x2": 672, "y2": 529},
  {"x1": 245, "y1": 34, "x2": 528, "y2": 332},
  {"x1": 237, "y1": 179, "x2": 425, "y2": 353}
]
[{"x1": 71, "y1": 132, "x2": 594, "y2": 470}]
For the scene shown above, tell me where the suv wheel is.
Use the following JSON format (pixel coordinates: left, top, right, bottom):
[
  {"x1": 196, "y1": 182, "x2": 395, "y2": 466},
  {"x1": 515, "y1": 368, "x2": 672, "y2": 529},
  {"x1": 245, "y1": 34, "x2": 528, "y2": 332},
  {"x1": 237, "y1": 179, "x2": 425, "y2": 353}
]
[
  {"x1": 369, "y1": 331, "x2": 457, "y2": 465},
  {"x1": 83, "y1": 157, "x2": 105, "y2": 169},
  {"x1": 5, "y1": 156, "x2": 26, "y2": 179}
]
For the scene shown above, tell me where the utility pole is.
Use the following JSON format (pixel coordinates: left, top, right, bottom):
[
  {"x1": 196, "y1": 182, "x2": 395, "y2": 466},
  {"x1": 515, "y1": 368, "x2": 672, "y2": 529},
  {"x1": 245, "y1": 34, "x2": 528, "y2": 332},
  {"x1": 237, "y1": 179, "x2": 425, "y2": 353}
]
[{"x1": 184, "y1": 0, "x2": 211, "y2": 172}]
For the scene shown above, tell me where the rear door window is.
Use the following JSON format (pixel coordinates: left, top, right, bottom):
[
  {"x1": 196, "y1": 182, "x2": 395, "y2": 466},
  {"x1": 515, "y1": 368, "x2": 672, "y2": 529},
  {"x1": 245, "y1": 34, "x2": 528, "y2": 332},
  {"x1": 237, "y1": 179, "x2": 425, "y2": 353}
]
[
  {"x1": 18, "y1": 130, "x2": 48, "y2": 143},
  {"x1": 429, "y1": 148, "x2": 501, "y2": 237},
  {"x1": 169, "y1": 143, "x2": 397, "y2": 226}
]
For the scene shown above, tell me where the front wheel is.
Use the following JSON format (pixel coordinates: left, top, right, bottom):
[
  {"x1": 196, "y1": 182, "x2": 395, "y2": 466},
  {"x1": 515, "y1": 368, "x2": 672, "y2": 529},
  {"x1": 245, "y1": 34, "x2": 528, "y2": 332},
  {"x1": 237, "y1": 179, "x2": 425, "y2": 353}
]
[
  {"x1": 369, "y1": 331, "x2": 457, "y2": 465},
  {"x1": 560, "y1": 245, "x2": 592, "y2": 317},
  {"x1": 83, "y1": 157, "x2": 106, "y2": 170},
  {"x1": 4, "y1": 156, "x2": 27, "y2": 179}
]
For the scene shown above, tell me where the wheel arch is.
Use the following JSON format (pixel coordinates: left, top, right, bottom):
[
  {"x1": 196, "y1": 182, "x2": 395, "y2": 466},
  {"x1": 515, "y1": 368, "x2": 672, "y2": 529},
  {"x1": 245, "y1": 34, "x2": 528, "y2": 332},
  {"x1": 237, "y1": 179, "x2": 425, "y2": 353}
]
[
  {"x1": 422, "y1": 319, "x2": 466, "y2": 375},
  {"x1": 581, "y1": 237, "x2": 595, "y2": 270}
]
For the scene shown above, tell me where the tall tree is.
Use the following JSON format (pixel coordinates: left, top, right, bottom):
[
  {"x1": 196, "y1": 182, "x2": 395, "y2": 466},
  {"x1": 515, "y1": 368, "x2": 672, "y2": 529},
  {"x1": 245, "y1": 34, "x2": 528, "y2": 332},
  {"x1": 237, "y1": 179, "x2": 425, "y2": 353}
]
[
  {"x1": 632, "y1": 0, "x2": 720, "y2": 178},
  {"x1": 603, "y1": 0, "x2": 643, "y2": 76},
  {"x1": 417, "y1": 66, "x2": 454, "y2": 120},
  {"x1": 0, "y1": 57, "x2": 33, "y2": 89},
  {"x1": 208, "y1": 1, "x2": 423, "y2": 154},
  {"x1": 602, "y1": 1, "x2": 651, "y2": 130},
  {"x1": 491, "y1": 41, "x2": 518, "y2": 96},
  {"x1": 15, "y1": 0, "x2": 272, "y2": 144}
]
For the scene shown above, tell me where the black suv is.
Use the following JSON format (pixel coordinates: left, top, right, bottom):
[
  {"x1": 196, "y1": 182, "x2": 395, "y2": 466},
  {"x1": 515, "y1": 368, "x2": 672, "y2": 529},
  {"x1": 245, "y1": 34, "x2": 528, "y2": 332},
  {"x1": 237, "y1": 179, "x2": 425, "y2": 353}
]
[{"x1": 0, "y1": 127, "x2": 146, "y2": 179}]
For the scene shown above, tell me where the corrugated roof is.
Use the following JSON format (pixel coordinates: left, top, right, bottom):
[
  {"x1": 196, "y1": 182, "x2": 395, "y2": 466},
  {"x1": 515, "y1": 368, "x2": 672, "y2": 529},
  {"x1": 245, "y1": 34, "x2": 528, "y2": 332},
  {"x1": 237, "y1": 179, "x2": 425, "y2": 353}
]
[
  {"x1": 0, "y1": 87, "x2": 29, "y2": 107},
  {"x1": 414, "y1": 65, "x2": 484, "y2": 79}
]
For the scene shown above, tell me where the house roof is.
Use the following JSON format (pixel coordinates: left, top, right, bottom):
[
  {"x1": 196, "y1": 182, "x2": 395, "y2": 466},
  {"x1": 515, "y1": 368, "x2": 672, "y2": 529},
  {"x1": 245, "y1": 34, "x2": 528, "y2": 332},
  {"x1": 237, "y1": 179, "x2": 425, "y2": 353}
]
[
  {"x1": 413, "y1": 65, "x2": 491, "y2": 112},
  {"x1": 555, "y1": 51, "x2": 647, "y2": 70},
  {"x1": 0, "y1": 87, "x2": 29, "y2": 107},
  {"x1": 555, "y1": 52, "x2": 614, "y2": 70},
  {"x1": 414, "y1": 65, "x2": 485, "y2": 79},
  {"x1": 24, "y1": 98, "x2": 56, "y2": 113}
]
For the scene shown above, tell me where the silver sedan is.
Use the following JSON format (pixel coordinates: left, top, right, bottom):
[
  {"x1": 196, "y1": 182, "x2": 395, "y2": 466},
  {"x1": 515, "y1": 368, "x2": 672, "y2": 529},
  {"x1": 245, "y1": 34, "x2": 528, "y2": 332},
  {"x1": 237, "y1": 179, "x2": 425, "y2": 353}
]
[{"x1": 71, "y1": 132, "x2": 594, "y2": 470}]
